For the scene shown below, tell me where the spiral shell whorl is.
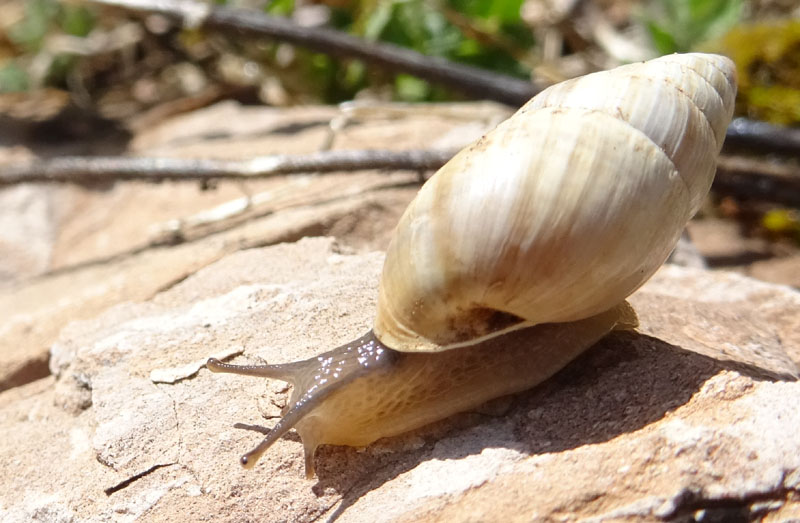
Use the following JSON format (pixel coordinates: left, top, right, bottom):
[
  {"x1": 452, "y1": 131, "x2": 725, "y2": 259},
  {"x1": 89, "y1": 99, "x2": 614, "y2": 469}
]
[
  {"x1": 523, "y1": 53, "x2": 736, "y2": 214},
  {"x1": 375, "y1": 53, "x2": 737, "y2": 353}
]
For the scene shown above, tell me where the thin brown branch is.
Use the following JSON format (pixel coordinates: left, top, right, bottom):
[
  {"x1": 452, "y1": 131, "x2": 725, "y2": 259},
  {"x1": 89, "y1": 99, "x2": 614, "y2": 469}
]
[
  {"x1": 84, "y1": 0, "x2": 538, "y2": 106},
  {"x1": 84, "y1": 1, "x2": 800, "y2": 158},
  {"x1": 3, "y1": 150, "x2": 798, "y2": 208},
  {"x1": 714, "y1": 156, "x2": 800, "y2": 207},
  {"x1": 0, "y1": 149, "x2": 456, "y2": 186},
  {"x1": 723, "y1": 118, "x2": 800, "y2": 160}
]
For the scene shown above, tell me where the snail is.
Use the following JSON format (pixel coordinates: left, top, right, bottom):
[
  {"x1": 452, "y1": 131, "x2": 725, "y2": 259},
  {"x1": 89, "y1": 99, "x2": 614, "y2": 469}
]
[{"x1": 207, "y1": 53, "x2": 736, "y2": 478}]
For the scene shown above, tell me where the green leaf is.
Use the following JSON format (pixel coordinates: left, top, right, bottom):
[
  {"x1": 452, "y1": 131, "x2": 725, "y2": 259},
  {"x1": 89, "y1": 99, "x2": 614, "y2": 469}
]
[
  {"x1": 456, "y1": 37, "x2": 482, "y2": 57},
  {"x1": 7, "y1": 0, "x2": 59, "y2": 51},
  {"x1": 395, "y1": 73, "x2": 430, "y2": 101},
  {"x1": 342, "y1": 60, "x2": 366, "y2": 89},
  {"x1": 60, "y1": 5, "x2": 95, "y2": 37},
  {"x1": 647, "y1": 20, "x2": 678, "y2": 54},
  {"x1": 483, "y1": 0, "x2": 524, "y2": 23},
  {"x1": 395, "y1": 1, "x2": 431, "y2": 49},
  {"x1": 0, "y1": 63, "x2": 30, "y2": 92},
  {"x1": 44, "y1": 53, "x2": 78, "y2": 86},
  {"x1": 265, "y1": 0, "x2": 295, "y2": 17},
  {"x1": 361, "y1": 0, "x2": 392, "y2": 40},
  {"x1": 446, "y1": 0, "x2": 523, "y2": 23},
  {"x1": 644, "y1": 0, "x2": 743, "y2": 53}
]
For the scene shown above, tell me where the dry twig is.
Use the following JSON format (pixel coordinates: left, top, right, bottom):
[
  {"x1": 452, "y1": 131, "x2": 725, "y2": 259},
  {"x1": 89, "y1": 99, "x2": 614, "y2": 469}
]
[
  {"x1": 83, "y1": 1, "x2": 800, "y2": 159},
  {"x1": 2, "y1": 150, "x2": 798, "y2": 208},
  {"x1": 715, "y1": 155, "x2": 800, "y2": 207},
  {"x1": 84, "y1": 0, "x2": 538, "y2": 106},
  {"x1": 724, "y1": 118, "x2": 800, "y2": 160},
  {"x1": 0, "y1": 149, "x2": 456, "y2": 186}
]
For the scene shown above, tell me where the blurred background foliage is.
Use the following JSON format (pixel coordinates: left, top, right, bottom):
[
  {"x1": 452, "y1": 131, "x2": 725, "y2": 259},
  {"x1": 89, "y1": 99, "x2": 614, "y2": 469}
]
[
  {"x1": 0, "y1": 0, "x2": 798, "y2": 127},
  {"x1": 0, "y1": 0, "x2": 95, "y2": 91},
  {"x1": 0, "y1": 0, "x2": 798, "y2": 247},
  {"x1": 644, "y1": 0, "x2": 744, "y2": 54},
  {"x1": 713, "y1": 19, "x2": 800, "y2": 126},
  {"x1": 0, "y1": 0, "x2": 800, "y2": 125}
]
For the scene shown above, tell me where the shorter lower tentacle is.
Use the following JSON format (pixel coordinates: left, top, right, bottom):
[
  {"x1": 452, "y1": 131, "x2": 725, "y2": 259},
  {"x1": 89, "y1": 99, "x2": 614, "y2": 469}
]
[{"x1": 207, "y1": 331, "x2": 399, "y2": 472}]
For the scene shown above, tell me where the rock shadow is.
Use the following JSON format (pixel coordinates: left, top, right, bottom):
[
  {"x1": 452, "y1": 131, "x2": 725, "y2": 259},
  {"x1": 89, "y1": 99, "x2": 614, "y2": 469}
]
[
  {"x1": 313, "y1": 330, "x2": 794, "y2": 520},
  {"x1": 0, "y1": 109, "x2": 131, "y2": 158}
]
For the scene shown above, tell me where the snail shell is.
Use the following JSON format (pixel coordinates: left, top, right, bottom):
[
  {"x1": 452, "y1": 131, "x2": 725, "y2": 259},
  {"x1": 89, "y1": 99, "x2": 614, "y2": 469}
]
[
  {"x1": 376, "y1": 53, "x2": 736, "y2": 352},
  {"x1": 207, "y1": 53, "x2": 736, "y2": 477}
]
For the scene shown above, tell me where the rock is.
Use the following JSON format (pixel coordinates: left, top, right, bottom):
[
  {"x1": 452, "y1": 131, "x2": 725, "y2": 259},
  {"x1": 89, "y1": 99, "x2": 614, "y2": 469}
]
[
  {"x1": 630, "y1": 264, "x2": 800, "y2": 378},
  {"x1": 0, "y1": 190, "x2": 415, "y2": 393},
  {"x1": 0, "y1": 101, "x2": 499, "y2": 392},
  {"x1": 1, "y1": 237, "x2": 798, "y2": 522},
  {"x1": 0, "y1": 185, "x2": 57, "y2": 285},
  {"x1": 687, "y1": 218, "x2": 800, "y2": 289},
  {"x1": 748, "y1": 254, "x2": 800, "y2": 288},
  {"x1": 150, "y1": 346, "x2": 244, "y2": 384}
]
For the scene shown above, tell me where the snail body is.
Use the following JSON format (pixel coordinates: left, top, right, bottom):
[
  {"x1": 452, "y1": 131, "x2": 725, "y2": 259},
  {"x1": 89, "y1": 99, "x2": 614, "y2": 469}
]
[{"x1": 208, "y1": 53, "x2": 736, "y2": 478}]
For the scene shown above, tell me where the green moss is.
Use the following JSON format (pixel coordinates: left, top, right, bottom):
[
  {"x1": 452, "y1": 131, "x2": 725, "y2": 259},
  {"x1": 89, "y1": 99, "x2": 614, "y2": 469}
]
[
  {"x1": 762, "y1": 208, "x2": 800, "y2": 243},
  {"x1": 747, "y1": 86, "x2": 800, "y2": 126},
  {"x1": 712, "y1": 20, "x2": 800, "y2": 125}
]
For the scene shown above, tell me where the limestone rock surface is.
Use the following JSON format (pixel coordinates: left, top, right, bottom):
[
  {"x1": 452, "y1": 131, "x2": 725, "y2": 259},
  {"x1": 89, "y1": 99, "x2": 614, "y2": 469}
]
[
  {"x1": 1, "y1": 237, "x2": 798, "y2": 522},
  {"x1": 1, "y1": 101, "x2": 499, "y2": 392}
]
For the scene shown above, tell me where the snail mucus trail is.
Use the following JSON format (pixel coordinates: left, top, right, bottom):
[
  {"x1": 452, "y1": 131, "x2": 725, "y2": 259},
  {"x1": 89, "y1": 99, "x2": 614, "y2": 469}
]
[{"x1": 207, "y1": 52, "x2": 737, "y2": 478}]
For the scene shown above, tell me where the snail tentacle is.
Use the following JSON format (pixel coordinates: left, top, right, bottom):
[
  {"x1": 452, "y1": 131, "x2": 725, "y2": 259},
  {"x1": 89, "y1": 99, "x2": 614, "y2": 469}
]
[
  {"x1": 207, "y1": 357, "x2": 307, "y2": 382},
  {"x1": 207, "y1": 331, "x2": 399, "y2": 474}
]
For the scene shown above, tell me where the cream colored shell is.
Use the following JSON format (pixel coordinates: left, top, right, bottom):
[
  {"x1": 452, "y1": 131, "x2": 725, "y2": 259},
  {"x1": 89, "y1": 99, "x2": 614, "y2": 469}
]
[{"x1": 374, "y1": 53, "x2": 737, "y2": 353}]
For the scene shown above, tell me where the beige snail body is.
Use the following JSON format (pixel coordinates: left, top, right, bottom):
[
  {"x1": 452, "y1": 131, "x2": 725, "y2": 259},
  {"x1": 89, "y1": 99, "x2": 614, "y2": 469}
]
[{"x1": 207, "y1": 53, "x2": 736, "y2": 478}]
